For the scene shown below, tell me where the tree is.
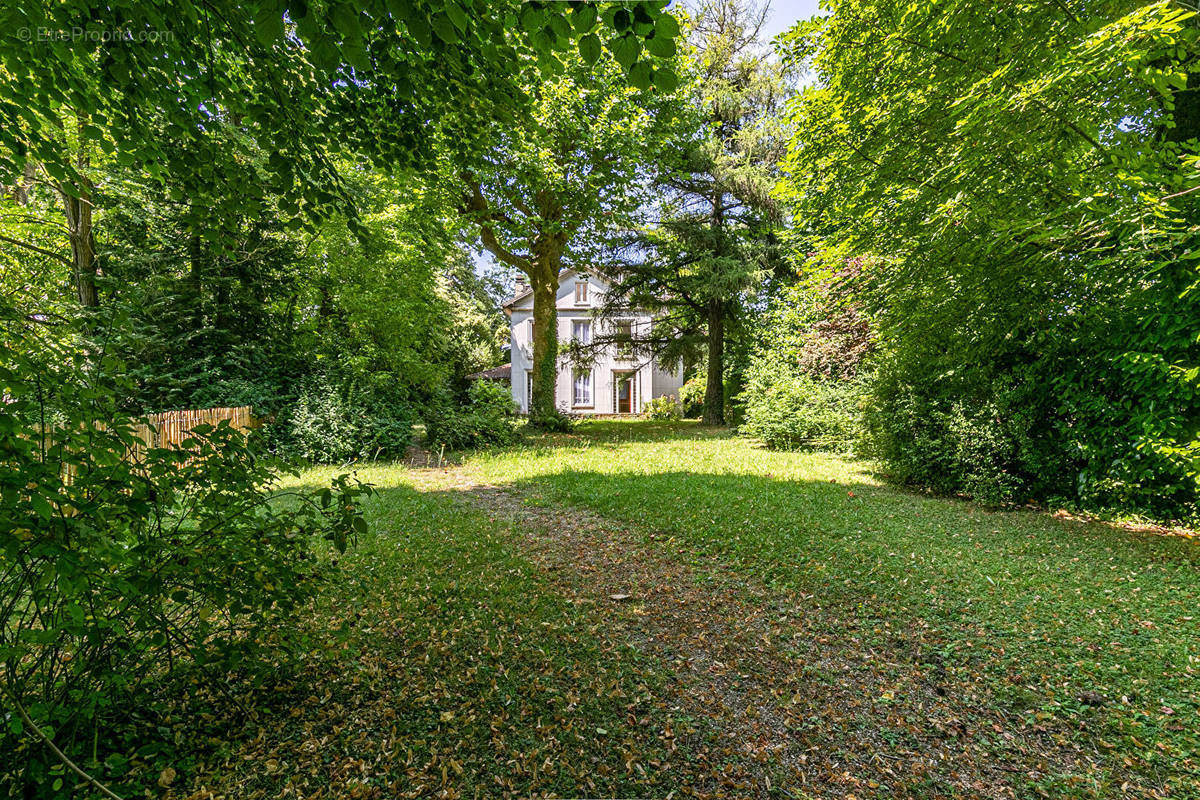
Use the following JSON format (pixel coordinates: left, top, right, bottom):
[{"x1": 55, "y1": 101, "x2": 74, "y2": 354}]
[
  {"x1": 1, "y1": 1, "x2": 682, "y2": 326},
  {"x1": 780, "y1": 0, "x2": 1200, "y2": 519},
  {"x1": 1, "y1": 1, "x2": 680, "y2": 221},
  {"x1": 458, "y1": 36, "x2": 683, "y2": 426},
  {"x1": 599, "y1": 0, "x2": 792, "y2": 424}
]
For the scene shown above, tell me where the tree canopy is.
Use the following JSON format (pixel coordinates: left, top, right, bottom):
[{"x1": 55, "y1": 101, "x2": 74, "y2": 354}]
[{"x1": 777, "y1": 0, "x2": 1200, "y2": 517}]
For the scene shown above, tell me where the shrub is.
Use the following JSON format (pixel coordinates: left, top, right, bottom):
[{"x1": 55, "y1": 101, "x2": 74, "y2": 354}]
[
  {"x1": 741, "y1": 371, "x2": 864, "y2": 452},
  {"x1": 863, "y1": 343, "x2": 1199, "y2": 518},
  {"x1": 678, "y1": 377, "x2": 706, "y2": 417},
  {"x1": 643, "y1": 394, "x2": 683, "y2": 420},
  {"x1": 425, "y1": 380, "x2": 521, "y2": 450},
  {"x1": 861, "y1": 382, "x2": 1030, "y2": 506},
  {"x1": 286, "y1": 376, "x2": 413, "y2": 463},
  {"x1": 0, "y1": 307, "x2": 371, "y2": 796},
  {"x1": 529, "y1": 407, "x2": 575, "y2": 433}
]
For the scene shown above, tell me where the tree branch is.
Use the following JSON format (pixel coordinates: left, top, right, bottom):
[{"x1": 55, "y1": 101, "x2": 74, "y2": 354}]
[
  {"x1": 0, "y1": 233, "x2": 73, "y2": 266},
  {"x1": 459, "y1": 173, "x2": 532, "y2": 273},
  {"x1": 1, "y1": 685, "x2": 125, "y2": 800}
]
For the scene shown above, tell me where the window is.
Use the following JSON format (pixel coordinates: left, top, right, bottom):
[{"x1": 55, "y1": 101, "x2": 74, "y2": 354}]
[
  {"x1": 574, "y1": 278, "x2": 589, "y2": 305},
  {"x1": 525, "y1": 371, "x2": 533, "y2": 412},
  {"x1": 615, "y1": 320, "x2": 633, "y2": 358},
  {"x1": 571, "y1": 319, "x2": 591, "y2": 344},
  {"x1": 572, "y1": 369, "x2": 592, "y2": 407}
]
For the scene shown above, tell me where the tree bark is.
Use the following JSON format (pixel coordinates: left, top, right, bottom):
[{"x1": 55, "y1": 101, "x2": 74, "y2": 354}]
[
  {"x1": 527, "y1": 237, "x2": 563, "y2": 427},
  {"x1": 459, "y1": 173, "x2": 565, "y2": 427},
  {"x1": 12, "y1": 161, "x2": 35, "y2": 205},
  {"x1": 60, "y1": 181, "x2": 98, "y2": 307},
  {"x1": 58, "y1": 117, "x2": 99, "y2": 308},
  {"x1": 702, "y1": 297, "x2": 725, "y2": 425},
  {"x1": 702, "y1": 180, "x2": 727, "y2": 426}
]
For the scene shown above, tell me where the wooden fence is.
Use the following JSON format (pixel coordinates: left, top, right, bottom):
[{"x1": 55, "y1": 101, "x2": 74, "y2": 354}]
[
  {"x1": 45, "y1": 406, "x2": 257, "y2": 489},
  {"x1": 135, "y1": 406, "x2": 256, "y2": 450}
]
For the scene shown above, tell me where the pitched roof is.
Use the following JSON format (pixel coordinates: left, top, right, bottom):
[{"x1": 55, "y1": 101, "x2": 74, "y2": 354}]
[
  {"x1": 503, "y1": 285, "x2": 533, "y2": 309},
  {"x1": 502, "y1": 268, "x2": 598, "y2": 311},
  {"x1": 466, "y1": 363, "x2": 512, "y2": 381}
]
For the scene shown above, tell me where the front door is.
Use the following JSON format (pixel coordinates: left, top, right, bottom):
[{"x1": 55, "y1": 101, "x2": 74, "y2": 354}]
[{"x1": 614, "y1": 371, "x2": 634, "y2": 414}]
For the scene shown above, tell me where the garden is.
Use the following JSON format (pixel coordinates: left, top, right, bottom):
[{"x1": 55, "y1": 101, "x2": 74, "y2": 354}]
[{"x1": 2, "y1": 0, "x2": 1198, "y2": 798}]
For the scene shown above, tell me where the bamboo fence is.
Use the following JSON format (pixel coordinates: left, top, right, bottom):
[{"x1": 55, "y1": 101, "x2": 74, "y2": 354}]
[
  {"x1": 136, "y1": 406, "x2": 255, "y2": 449},
  {"x1": 40, "y1": 406, "x2": 257, "y2": 477}
]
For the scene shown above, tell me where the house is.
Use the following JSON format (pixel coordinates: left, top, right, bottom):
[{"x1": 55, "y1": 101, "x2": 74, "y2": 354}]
[{"x1": 503, "y1": 269, "x2": 684, "y2": 415}]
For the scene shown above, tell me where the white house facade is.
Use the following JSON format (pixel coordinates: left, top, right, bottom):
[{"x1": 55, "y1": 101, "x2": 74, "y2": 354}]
[{"x1": 504, "y1": 270, "x2": 684, "y2": 415}]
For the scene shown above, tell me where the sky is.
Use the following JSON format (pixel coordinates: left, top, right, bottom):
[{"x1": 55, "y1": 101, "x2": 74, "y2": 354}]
[{"x1": 757, "y1": 0, "x2": 824, "y2": 43}]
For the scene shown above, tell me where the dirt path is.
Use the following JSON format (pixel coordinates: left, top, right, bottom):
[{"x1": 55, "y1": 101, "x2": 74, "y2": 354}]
[{"x1": 410, "y1": 469, "x2": 1105, "y2": 800}]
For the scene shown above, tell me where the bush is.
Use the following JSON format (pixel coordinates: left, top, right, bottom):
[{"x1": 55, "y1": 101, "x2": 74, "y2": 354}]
[
  {"x1": 528, "y1": 407, "x2": 575, "y2": 433},
  {"x1": 741, "y1": 371, "x2": 864, "y2": 452},
  {"x1": 739, "y1": 266, "x2": 874, "y2": 453},
  {"x1": 861, "y1": 381, "x2": 1031, "y2": 506},
  {"x1": 0, "y1": 307, "x2": 371, "y2": 797},
  {"x1": 678, "y1": 377, "x2": 706, "y2": 417},
  {"x1": 863, "y1": 341, "x2": 1199, "y2": 518},
  {"x1": 286, "y1": 375, "x2": 413, "y2": 463},
  {"x1": 425, "y1": 380, "x2": 521, "y2": 450},
  {"x1": 643, "y1": 394, "x2": 683, "y2": 420}
]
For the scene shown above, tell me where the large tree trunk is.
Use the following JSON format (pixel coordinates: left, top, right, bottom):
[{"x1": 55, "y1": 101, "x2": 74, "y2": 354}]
[
  {"x1": 60, "y1": 181, "x2": 97, "y2": 308},
  {"x1": 527, "y1": 238, "x2": 563, "y2": 427},
  {"x1": 703, "y1": 182, "x2": 727, "y2": 426},
  {"x1": 58, "y1": 117, "x2": 99, "y2": 308},
  {"x1": 702, "y1": 298, "x2": 725, "y2": 425}
]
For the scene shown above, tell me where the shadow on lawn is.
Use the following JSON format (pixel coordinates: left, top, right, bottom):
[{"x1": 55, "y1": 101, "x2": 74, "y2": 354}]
[
  {"x1": 212, "y1": 463, "x2": 1200, "y2": 799},
  {"x1": 279, "y1": 434, "x2": 1200, "y2": 795}
]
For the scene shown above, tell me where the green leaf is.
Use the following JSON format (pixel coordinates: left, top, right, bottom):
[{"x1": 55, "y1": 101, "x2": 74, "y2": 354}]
[
  {"x1": 547, "y1": 13, "x2": 572, "y2": 42},
  {"x1": 645, "y1": 33, "x2": 676, "y2": 58},
  {"x1": 405, "y1": 15, "x2": 432, "y2": 48},
  {"x1": 330, "y1": 3, "x2": 361, "y2": 40},
  {"x1": 519, "y1": 4, "x2": 545, "y2": 33},
  {"x1": 30, "y1": 494, "x2": 53, "y2": 521},
  {"x1": 343, "y1": 41, "x2": 369, "y2": 70},
  {"x1": 628, "y1": 60, "x2": 653, "y2": 91},
  {"x1": 655, "y1": 12, "x2": 680, "y2": 40},
  {"x1": 572, "y1": 3, "x2": 597, "y2": 33},
  {"x1": 652, "y1": 65, "x2": 679, "y2": 93},
  {"x1": 254, "y1": 3, "x2": 285, "y2": 47},
  {"x1": 611, "y1": 35, "x2": 640, "y2": 70},
  {"x1": 579, "y1": 33, "x2": 602, "y2": 65},
  {"x1": 443, "y1": 1, "x2": 468, "y2": 33},
  {"x1": 431, "y1": 11, "x2": 458, "y2": 43}
]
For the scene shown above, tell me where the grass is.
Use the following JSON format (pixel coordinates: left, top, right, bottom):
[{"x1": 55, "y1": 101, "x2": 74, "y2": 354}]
[
  {"x1": 177, "y1": 420, "x2": 1196, "y2": 799},
  {"x1": 466, "y1": 421, "x2": 1200, "y2": 796},
  {"x1": 172, "y1": 480, "x2": 691, "y2": 799}
]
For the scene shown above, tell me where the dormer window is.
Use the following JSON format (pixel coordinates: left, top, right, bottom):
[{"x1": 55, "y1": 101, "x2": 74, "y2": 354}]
[{"x1": 574, "y1": 276, "x2": 589, "y2": 305}]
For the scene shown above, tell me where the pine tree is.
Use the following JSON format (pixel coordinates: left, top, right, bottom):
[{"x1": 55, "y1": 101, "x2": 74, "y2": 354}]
[{"x1": 599, "y1": 0, "x2": 792, "y2": 424}]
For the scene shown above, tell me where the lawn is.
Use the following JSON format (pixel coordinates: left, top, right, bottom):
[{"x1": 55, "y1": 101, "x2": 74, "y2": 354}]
[{"x1": 187, "y1": 421, "x2": 1197, "y2": 800}]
